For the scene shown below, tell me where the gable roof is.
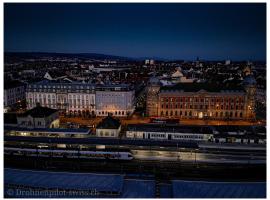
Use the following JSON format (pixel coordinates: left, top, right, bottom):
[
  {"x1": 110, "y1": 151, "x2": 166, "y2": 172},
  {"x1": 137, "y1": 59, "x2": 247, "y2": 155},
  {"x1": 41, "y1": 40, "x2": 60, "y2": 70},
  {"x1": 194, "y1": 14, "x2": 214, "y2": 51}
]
[
  {"x1": 18, "y1": 106, "x2": 58, "y2": 118},
  {"x1": 96, "y1": 116, "x2": 121, "y2": 129}
]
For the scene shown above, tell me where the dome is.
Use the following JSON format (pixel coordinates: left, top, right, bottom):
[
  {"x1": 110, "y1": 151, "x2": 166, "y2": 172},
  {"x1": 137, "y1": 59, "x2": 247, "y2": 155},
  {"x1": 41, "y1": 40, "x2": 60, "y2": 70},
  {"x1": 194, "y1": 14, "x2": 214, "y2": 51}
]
[{"x1": 243, "y1": 75, "x2": 256, "y2": 86}]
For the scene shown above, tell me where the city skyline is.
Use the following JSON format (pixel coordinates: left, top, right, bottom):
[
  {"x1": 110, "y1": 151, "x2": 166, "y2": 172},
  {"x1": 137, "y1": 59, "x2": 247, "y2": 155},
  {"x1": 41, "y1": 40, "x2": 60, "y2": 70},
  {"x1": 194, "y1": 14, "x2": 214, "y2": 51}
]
[{"x1": 4, "y1": 3, "x2": 266, "y2": 61}]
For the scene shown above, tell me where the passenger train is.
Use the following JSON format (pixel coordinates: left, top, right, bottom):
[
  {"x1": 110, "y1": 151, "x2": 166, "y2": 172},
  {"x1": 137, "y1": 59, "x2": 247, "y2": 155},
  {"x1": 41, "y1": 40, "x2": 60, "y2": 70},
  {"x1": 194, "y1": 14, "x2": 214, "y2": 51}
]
[{"x1": 4, "y1": 147, "x2": 134, "y2": 160}]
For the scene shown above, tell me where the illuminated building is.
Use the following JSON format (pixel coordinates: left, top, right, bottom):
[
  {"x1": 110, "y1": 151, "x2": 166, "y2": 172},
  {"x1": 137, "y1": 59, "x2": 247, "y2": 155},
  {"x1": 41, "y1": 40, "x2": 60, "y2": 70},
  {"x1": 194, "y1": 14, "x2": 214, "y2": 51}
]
[
  {"x1": 96, "y1": 115, "x2": 121, "y2": 137},
  {"x1": 146, "y1": 76, "x2": 256, "y2": 120},
  {"x1": 4, "y1": 80, "x2": 26, "y2": 108},
  {"x1": 95, "y1": 85, "x2": 135, "y2": 116},
  {"x1": 26, "y1": 80, "x2": 135, "y2": 116}
]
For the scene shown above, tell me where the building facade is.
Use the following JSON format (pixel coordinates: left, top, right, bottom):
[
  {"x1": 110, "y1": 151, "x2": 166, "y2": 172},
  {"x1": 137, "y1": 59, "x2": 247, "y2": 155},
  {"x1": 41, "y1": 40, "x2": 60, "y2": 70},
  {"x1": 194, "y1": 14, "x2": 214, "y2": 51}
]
[
  {"x1": 126, "y1": 124, "x2": 213, "y2": 141},
  {"x1": 146, "y1": 77, "x2": 256, "y2": 120},
  {"x1": 4, "y1": 80, "x2": 26, "y2": 108},
  {"x1": 95, "y1": 85, "x2": 135, "y2": 117},
  {"x1": 17, "y1": 106, "x2": 59, "y2": 129},
  {"x1": 96, "y1": 115, "x2": 121, "y2": 137},
  {"x1": 26, "y1": 80, "x2": 135, "y2": 116}
]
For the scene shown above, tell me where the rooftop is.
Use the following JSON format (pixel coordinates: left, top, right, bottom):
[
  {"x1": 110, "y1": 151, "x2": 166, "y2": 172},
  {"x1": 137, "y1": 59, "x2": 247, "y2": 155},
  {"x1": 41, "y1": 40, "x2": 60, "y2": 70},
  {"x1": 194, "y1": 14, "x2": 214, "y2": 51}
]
[
  {"x1": 172, "y1": 180, "x2": 266, "y2": 198},
  {"x1": 4, "y1": 126, "x2": 91, "y2": 134},
  {"x1": 160, "y1": 83, "x2": 244, "y2": 93},
  {"x1": 5, "y1": 168, "x2": 123, "y2": 193},
  {"x1": 18, "y1": 106, "x2": 58, "y2": 118},
  {"x1": 127, "y1": 124, "x2": 213, "y2": 134},
  {"x1": 96, "y1": 115, "x2": 121, "y2": 129}
]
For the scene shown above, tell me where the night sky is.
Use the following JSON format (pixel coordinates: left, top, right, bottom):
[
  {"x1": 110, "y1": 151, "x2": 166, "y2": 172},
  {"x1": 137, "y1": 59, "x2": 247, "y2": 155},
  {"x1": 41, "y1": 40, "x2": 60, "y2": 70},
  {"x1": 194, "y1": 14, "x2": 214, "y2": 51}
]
[{"x1": 4, "y1": 3, "x2": 266, "y2": 61}]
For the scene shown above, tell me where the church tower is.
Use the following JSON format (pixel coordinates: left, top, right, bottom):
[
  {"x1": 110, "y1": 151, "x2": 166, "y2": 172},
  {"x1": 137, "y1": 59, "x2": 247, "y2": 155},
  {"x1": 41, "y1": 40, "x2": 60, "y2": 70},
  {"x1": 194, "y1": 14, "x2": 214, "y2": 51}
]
[
  {"x1": 146, "y1": 76, "x2": 161, "y2": 117},
  {"x1": 243, "y1": 75, "x2": 256, "y2": 119}
]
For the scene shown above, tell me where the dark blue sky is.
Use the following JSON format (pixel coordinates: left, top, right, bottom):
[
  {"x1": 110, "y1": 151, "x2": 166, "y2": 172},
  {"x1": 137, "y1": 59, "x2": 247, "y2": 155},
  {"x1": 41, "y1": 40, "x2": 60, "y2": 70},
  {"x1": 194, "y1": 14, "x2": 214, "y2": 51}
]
[{"x1": 4, "y1": 3, "x2": 266, "y2": 60}]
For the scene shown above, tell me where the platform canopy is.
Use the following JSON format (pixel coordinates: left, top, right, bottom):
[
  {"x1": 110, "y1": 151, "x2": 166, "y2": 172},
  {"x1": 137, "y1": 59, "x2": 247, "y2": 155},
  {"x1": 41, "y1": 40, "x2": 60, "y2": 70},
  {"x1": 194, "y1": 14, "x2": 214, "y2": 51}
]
[
  {"x1": 5, "y1": 168, "x2": 123, "y2": 193},
  {"x1": 172, "y1": 180, "x2": 266, "y2": 198}
]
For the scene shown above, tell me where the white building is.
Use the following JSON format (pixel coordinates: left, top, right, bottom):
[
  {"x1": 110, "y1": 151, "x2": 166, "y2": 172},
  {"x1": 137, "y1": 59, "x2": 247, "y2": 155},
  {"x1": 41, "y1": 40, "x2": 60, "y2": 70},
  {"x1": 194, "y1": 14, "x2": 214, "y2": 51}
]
[
  {"x1": 96, "y1": 115, "x2": 121, "y2": 137},
  {"x1": 26, "y1": 80, "x2": 96, "y2": 115},
  {"x1": 126, "y1": 124, "x2": 213, "y2": 141},
  {"x1": 95, "y1": 85, "x2": 135, "y2": 117},
  {"x1": 26, "y1": 80, "x2": 135, "y2": 116},
  {"x1": 4, "y1": 80, "x2": 26, "y2": 107}
]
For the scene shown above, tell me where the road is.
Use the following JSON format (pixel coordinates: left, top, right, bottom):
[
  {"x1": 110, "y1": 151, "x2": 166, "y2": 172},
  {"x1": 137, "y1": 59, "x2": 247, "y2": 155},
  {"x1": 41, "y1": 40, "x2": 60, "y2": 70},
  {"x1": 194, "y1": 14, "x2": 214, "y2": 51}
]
[{"x1": 60, "y1": 115, "x2": 264, "y2": 130}]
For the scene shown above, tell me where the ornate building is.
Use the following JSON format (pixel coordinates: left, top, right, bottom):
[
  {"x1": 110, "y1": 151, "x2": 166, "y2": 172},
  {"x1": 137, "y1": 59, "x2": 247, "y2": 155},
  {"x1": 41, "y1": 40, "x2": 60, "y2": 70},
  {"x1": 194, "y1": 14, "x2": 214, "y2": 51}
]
[
  {"x1": 26, "y1": 80, "x2": 135, "y2": 117},
  {"x1": 146, "y1": 76, "x2": 256, "y2": 120}
]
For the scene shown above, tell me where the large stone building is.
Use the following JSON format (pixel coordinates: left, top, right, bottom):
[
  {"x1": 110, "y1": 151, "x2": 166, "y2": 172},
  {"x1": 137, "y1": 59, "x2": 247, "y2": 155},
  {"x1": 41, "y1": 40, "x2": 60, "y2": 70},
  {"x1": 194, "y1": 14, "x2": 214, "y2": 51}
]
[
  {"x1": 95, "y1": 85, "x2": 135, "y2": 117},
  {"x1": 4, "y1": 80, "x2": 26, "y2": 108},
  {"x1": 26, "y1": 80, "x2": 135, "y2": 117},
  {"x1": 146, "y1": 76, "x2": 256, "y2": 120}
]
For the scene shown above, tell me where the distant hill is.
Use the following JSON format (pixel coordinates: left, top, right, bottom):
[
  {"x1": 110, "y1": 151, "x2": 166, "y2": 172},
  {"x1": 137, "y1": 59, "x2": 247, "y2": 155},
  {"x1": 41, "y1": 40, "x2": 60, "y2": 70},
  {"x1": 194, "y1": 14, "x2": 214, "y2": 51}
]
[{"x1": 4, "y1": 52, "x2": 136, "y2": 61}]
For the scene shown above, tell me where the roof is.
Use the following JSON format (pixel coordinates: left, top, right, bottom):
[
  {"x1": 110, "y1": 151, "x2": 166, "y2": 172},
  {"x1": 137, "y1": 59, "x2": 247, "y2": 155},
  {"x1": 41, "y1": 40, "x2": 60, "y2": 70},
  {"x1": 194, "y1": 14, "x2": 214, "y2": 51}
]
[
  {"x1": 18, "y1": 106, "x2": 58, "y2": 118},
  {"x1": 4, "y1": 80, "x2": 25, "y2": 90},
  {"x1": 160, "y1": 83, "x2": 244, "y2": 93},
  {"x1": 4, "y1": 113, "x2": 17, "y2": 125},
  {"x1": 121, "y1": 179, "x2": 155, "y2": 198},
  {"x1": 213, "y1": 125, "x2": 266, "y2": 135},
  {"x1": 96, "y1": 116, "x2": 121, "y2": 129},
  {"x1": 172, "y1": 180, "x2": 266, "y2": 198},
  {"x1": 4, "y1": 126, "x2": 91, "y2": 134},
  {"x1": 127, "y1": 124, "x2": 213, "y2": 134},
  {"x1": 5, "y1": 168, "x2": 123, "y2": 193}
]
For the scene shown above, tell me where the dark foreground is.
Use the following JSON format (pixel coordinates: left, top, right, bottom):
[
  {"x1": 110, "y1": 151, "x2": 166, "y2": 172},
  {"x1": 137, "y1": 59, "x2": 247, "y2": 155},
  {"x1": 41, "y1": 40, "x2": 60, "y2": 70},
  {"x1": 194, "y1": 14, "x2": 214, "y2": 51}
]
[{"x1": 5, "y1": 155, "x2": 266, "y2": 182}]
